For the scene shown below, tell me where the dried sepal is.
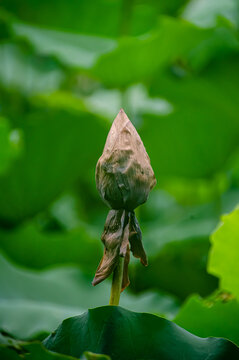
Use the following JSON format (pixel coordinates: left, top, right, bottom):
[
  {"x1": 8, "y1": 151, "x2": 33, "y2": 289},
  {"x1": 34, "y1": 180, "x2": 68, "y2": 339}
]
[
  {"x1": 129, "y1": 211, "x2": 148, "y2": 267},
  {"x1": 121, "y1": 244, "x2": 130, "y2": 291},
  {"x1": 92, "y1": 209, "x2": 128, "y2": 286}
]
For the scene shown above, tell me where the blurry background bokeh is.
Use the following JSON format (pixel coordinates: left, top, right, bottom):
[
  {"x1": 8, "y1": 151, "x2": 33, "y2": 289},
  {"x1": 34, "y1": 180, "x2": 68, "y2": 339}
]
[{"x1": 0, "y1": 0, "x2": 239, "y2": 343}]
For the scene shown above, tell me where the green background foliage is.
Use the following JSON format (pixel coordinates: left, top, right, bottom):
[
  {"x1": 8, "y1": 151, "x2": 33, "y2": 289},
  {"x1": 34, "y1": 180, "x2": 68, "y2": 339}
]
[
  {"x1": 0, "y1": 0, "x2": 239, "y2": 358},
  {"x1": 43, "y1": 306, "x2": 239, "y2": 359}
]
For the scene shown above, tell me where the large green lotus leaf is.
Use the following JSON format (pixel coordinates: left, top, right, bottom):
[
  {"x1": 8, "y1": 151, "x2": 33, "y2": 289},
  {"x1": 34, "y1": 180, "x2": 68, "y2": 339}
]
[
  {"x1": 0, "y1": 42, "x2": 65, "y2": 95},
  {"x1": 145, "y1": 56, "x2": 239, "y2": 179},
  {"x1": 43, "y1": 306, "x2": 239, "y2": 360},
  {"x1": 9, "y1": 18, "x2": 206, "y2": 79},
  {"x1": 0, "y1": 101, "x2": 108, "y2": 224},
  {"x1": 0, "y1": 342, "x2": 77, "y2": 360},
  {"x1": 129, "y1": 188, "x2": 239, "y2": 299},
  {"x1": 12, "y1": 23, "x2": 116, "y2": 70},
  {"x1": 132, "y1": 189, "x2": 239, "y2": 298},
  {"x1": 141, "y1": 191, "x2": 220, "y2": 254},
  {"x1": 1, "y1": 0, "x2": 190, "y2": 38},
  {"x1": 208, "y1": 206, "x2": 239, "y2": 299},
  {"x1": 141, "y1": 187, "x2": 239, "y2": 256},
  {"x1": 0, "y1": 253, "x2": 179, "y2": 339},
  {"x1": 174, "y1": 293, "x2": 239, "y2": 346},
  {"x1": 93, "y1": 16, "x2": 238, "y2": 87},
  {"x1": 6, "y1": 15, "x2": 237, "y2": 87},
  {"x1": 130, "y1": 237, "x2": 217, "y2": 300},
  {"x1": 0, "y1": 222, "x2": 102, "y2": 272},
  {"x1": 1, "y1": 0, "x2": 122, "y2": 37},
  {"x1": 0, "y1": 334, "x2": 110, "y2": 360},
  {"x1": 93, "y1": 17, "x2": 209, "y2": 87},
  {"x1": 12, "y1": 17, "x2": 236, "y2": 84}
]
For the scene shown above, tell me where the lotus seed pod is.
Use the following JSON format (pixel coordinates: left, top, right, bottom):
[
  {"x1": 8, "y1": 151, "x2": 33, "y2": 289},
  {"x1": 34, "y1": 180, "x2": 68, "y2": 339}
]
[{"x1": 95, "y1": 109, "x2": 156, "y2": 211}]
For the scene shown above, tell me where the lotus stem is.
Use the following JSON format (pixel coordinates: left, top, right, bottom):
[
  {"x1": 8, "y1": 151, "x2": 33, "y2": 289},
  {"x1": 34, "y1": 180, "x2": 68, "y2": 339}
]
[{"x1": 109, "y1": 257, "x2": 124, "y2": 306}]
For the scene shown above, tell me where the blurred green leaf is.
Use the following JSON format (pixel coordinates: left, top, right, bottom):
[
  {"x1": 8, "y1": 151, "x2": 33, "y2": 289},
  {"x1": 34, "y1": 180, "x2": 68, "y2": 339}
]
[
  {"x1": 152, "y1": 0, "x2": 190, "y2": 16},
  {"x1": 146, "y1": 56, "x2": 239, "y2": 178},
  {"x1": 93, "y1": 17, "x2": 238, "y2": 87},
  {"x1": 208, "y1": 206, "x2": 239, "y2": 299},
  {"x1": 0, "y1": 253, "x2": 179, "y2": 339},
  {"x1": 0, "y1": 42, "x2": 65, "y2": 95},
  {"x1": 43, "y1": 306, "x2": 239, "y2": 359},
  {"x1": 0, "y1": 334, "x2": 99, "y2": 360},
  {"x1": 0, "y1": 98, "x2": 108, "y2": 224},
  {"x1": 12, "y1": 22, "x2": 116, "y2": 70},
  {"x1": 0, "y1": 117, "x2": 20, "y2": 175},
  {"x1": 0, "y1": 222, "x2": 101, "y2": 272},
  {"x1": 0, "y1": 10, "x2": 13, "y2": 40},
  {"x1": 131, "y1": 237, "x2": 217, "y2": 300},
  {"x1": 0, "y1": 333, "x2": 21, "y2": 348},
  {"x1": 1, "y1": 0, "x2": 191, "y2": 38},
  {"x1": 9, "y1": 17, "x2": 225, "y2": 81},
  {"x1": 175, "y1": 293, "x2": 239, "y2": 346},
  {"x1": 1, "y1": 0, "x2": 123, "y2": 37},
  {"x1": 131, "y1": 189, "x2": 239, "y2": 299},
  {"x1": 158, "y1": 174, "x2": 228, "y2": 206},
  {"x1": 93, "y1": 17, "x2": 210, "y2": 87},
  {"x1": 182, "y1": 0, "x2": 239, "y2": 28},
  {"x1": 82, "y1": 84, "x2": 172, "y2": 121}
]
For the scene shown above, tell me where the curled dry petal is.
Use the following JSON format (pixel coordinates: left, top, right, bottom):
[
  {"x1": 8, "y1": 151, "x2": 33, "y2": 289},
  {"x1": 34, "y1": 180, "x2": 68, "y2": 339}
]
[
  {"x1": 93, "y1": 109, "x2": 156, "y2": 291},
  {"x1": 92, "y1": 209, "x2": 128, "y2": 286},
  {"x1": 122, "y1": 244, "x2": 130, "y2": 291},
  {"x1": 129, "y1": 211, "x2": 148, "y2": 267}
]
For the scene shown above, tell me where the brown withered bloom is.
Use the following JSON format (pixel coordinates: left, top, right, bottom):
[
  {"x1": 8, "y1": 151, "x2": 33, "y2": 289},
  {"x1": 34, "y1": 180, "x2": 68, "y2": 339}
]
[{"x1": 92, "y1": 109, "x2": 156, "y2": 291}]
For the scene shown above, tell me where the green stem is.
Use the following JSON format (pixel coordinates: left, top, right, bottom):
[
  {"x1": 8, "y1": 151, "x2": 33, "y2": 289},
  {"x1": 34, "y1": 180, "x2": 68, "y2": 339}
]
[{"x1": 109, "y1": 257, "x2": 124, "y2": 306}]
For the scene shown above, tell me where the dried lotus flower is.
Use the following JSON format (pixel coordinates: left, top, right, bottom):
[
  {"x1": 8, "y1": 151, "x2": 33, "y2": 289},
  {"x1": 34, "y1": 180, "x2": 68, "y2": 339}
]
[
  {"x1": 95, "y1": 108, "x2": 156, "y2": 210},
  {"x1": 92, "y1": 109, "x2": 156, "y2": 302}
]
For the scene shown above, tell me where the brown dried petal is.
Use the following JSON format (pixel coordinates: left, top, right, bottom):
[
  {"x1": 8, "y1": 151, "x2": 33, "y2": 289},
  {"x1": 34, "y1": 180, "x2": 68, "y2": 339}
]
[
  {"x1": 96, "y1": 109, "x2": 156, "y2": 211},
  {"x1": 121, "y1": 244, "x2": 130, "y2": 292},
  {"x1": 129, "y1": 211, "x2": 148, "y2": 267},
  {"x1": 119, "y1": 222, "x2": 130, "y2": 291},
  {"x1": 92, "y1": 209, "x2": 128, "y2": 286}
]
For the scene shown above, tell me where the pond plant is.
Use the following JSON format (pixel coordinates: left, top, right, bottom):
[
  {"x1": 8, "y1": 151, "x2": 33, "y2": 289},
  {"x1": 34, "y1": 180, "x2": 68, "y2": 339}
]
[
  {"x1": 1, "y1": 1, "x2": 239, "y2": 358},
  {"x1": 1, "y1": 110, "x2": 239, "y2": 360},
  {"x1": 41, "y1": 111, "x2": 239, "y2": 360}
]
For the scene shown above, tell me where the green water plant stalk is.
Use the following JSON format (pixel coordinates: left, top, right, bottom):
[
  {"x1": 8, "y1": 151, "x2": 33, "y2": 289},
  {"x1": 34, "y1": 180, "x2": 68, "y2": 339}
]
[{"x1": 109, "y1": 257, "x2": 124, "y2": 305}]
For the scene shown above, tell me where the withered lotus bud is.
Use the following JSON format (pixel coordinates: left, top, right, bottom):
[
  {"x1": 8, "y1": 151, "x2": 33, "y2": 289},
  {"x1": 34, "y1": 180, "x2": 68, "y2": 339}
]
[
  {"x1": 93, "y1": 109, "x2": 156, "y2": 291},
  {"x1": 95, "y1": 108, "x2": 156, "y2": 210}
]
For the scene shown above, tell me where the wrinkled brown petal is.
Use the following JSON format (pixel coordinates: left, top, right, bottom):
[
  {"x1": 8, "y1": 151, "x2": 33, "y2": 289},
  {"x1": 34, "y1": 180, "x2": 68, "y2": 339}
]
[
  {"x1": 129, "y1": 211, "x2": 148, "y2": 267},
  {"x1": 96, "y1": 109, "x2": 156, "y2": 211},
  {"x1": 92, "y1": 209, "x2": 128, "y2": 286},
  {"x1": 119, "y1": 222, "x2": 129, "y2": 257},
  {"x1": 121, "y1": 244, "x2": 130, "y2": 292},
  {"x1": 119, "y1": 222, "x2": 130, "y2": 291}
]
